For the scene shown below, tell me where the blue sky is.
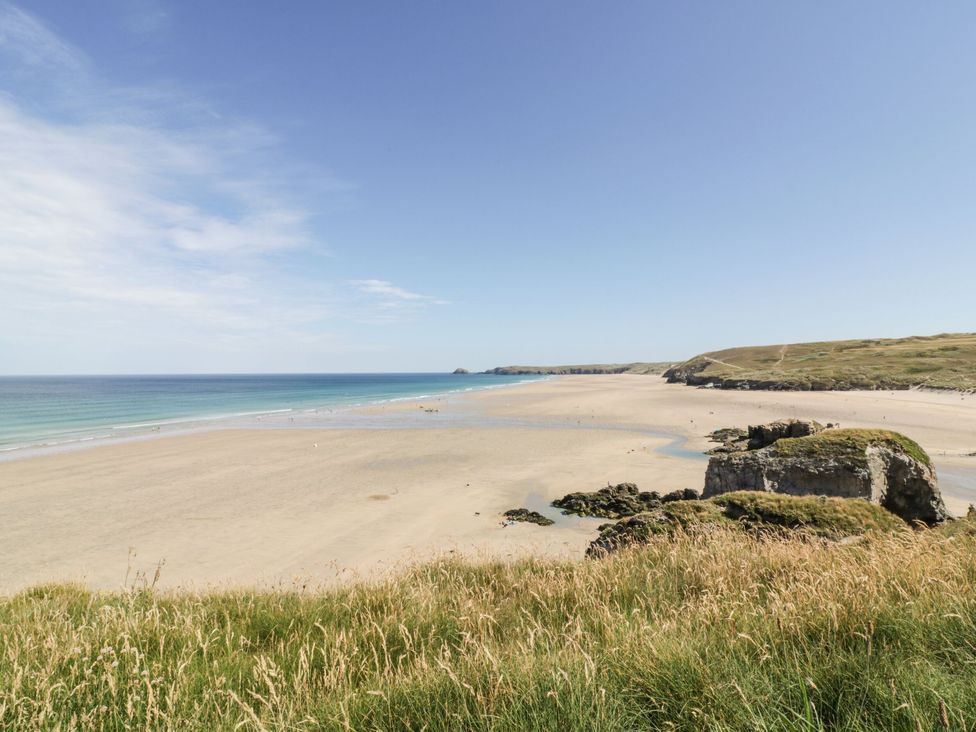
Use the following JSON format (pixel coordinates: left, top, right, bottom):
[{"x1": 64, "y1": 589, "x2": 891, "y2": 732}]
[{"x1": 2, "y1": 1, "x2": 975, "y2": 373}]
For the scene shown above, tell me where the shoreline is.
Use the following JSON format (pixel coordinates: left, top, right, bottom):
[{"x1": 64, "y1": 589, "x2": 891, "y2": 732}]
[
  {"x1": 1, "y1": 375, "x2": 975, "y2": 594},
  {"x1": 0, "y1": 374, "x2": 552, "y2": 463}
]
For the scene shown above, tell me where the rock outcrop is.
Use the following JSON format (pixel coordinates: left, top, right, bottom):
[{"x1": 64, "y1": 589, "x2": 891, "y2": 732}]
[
  {"x1": 586, "y1": 491, "x2": 907, "y2": 557},
  {"x1": 552, "y1": 482, "x2": 661, "y2": 518},
  {"x1": 586, "y1": 499, "x2": 726, "y2": 556},
  {"x1": 745, "y1": 419, "x2": 825, "y2": 449},
  {"x1": 452, "y1": 368, "x2": 470, "y2": 374},
  {"x1": 661, "y1": 488, "x2": 700, "y2": 503},
  {"x1": 702, "y1": 423, "x2": 949, "y2": 525},
  {"x1": 708, "y1": 419, "x2": 824, "y2": 453},
  {"x1": 503, "y1": 508, "x2": 554, "y2": 526}
]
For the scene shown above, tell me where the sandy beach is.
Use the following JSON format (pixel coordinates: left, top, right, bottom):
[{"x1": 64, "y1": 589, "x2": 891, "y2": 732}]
[{"x1": 2, "y1": 375, "x2": 975, "y2": 593}]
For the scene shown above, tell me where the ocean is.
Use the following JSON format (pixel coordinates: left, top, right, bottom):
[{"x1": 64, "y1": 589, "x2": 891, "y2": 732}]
[{"x1": 0, "y1": 373, "x2": 547, "y2": 452}]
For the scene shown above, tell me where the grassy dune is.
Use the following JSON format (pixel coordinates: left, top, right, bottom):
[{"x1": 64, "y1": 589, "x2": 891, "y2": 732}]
[
  {"x1": 3, "y1": 523, "x2": 976, "y2": 730},
  {"x1": 665, "y1": 332, "x2": 976, "y2": 391}
]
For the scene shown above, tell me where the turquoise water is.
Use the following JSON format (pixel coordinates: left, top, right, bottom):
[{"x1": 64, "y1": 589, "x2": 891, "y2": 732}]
[{"x1": 0, "y1": 373, "x2": 546, "y2": 451}]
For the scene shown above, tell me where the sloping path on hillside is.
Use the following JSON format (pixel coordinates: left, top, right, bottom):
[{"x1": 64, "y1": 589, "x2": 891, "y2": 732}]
[{"x1": 703, "y1": 356, "x2": 747, "y2": 370}]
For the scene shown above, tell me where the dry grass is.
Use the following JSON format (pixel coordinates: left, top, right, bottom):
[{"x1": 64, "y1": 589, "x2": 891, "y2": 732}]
[
  {"x1": 770, "y1": 428, "x2": 933, "y2": 468},
  {"x1": 667, "y1": 332, "x2": 976, "y2": 390},
  {"x1": 711, "y1": 491, "x2": 909, "y2": 536},
  {"x1": 2, "y1": 526, "x2": 975, "y2": 730}
]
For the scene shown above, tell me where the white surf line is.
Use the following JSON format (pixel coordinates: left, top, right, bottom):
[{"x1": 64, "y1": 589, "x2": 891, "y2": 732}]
[{"x1": 111, "y1": 409, "x2": 294, "y2": 431}]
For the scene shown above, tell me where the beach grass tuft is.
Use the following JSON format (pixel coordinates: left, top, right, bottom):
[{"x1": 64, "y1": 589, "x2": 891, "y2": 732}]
[{"x1": 3, "y1": 522, "x2": 976, "y2": 729}]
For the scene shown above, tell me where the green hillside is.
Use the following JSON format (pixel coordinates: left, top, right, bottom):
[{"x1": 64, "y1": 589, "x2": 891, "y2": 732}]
[{"x1": 665, "y1": 332, "x2": 976, "y2": 391}]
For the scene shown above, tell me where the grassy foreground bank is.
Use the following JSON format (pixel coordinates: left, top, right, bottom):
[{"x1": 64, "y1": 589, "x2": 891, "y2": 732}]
[{"x1": 3, "y1": 525, "x2": 976, "y2": 731}]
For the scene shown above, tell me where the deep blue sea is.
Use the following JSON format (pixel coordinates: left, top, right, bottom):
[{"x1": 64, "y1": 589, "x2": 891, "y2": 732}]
[{"x1": 0, "y1": 373, "x2": 546, "y2": 452}]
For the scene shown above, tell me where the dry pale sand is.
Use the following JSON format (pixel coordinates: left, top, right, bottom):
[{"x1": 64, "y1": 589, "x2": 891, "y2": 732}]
[{"x1": 1, "y1": 375, "x2": 975, "y2": 594}]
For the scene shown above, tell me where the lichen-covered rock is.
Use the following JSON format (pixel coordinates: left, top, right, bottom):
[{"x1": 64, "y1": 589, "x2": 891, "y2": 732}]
[
  {"x1": 586, "y1": 499, "x2": 727, "y2": 556},
  {"x1": 746, "y1": 419, "x2": 825, "y2": 449},
  {"x1": 503, "y1": 508, "x2": 554, "y2": 526},
  {"x1": 551, "y1": 482, "x2": 660, "y2": 518},
  {"x1": 586, "y1": 491, "x2": 908, "y2": 557},
  {"x1": 706, "y1": 427, "x2": 748, "y2": 453},
  {"x1": 586, "y1": 515, "x2": 658, "y2": 556},
  {"x1": 708, "y1": 419, "x2": 824, "y2": 454},
  {"x1": 703, "y1": 427, "x2": 949, "y2": 525},
  {"x1": 661, "y1": 488, "x2": 700, "y2": 503}
]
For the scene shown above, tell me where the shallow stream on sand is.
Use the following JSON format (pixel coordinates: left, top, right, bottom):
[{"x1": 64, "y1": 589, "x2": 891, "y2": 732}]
[
  {"x1": 515, "y1": 429, "x2": 709, "y2": 527},
  {"x1": 935, "y1": 462, "x2": 976, "y2": 512}
]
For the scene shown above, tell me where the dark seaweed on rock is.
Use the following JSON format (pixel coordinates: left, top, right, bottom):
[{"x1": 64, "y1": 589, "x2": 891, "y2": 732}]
[
  {"x1": 661, "y1": 488, "x2": 700, "y2": 503},
  {"x1": 551, "y1": 482, "x2": 661, "y2": 518},
  {"x1": 503, "y1": 508, "x2": 554, "y2": 526}
]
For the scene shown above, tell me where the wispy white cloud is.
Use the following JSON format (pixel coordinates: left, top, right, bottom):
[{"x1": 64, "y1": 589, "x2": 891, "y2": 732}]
[
  {"x1": 350, "y1": 279, "x2": 448, "y2": 304},
  {"x1": 0, "y1": 95, "x2": 318, "y2": 325},
  {"x1": 0, "y1": 4, "x2": 349, "y2": 371},
  {"x1": 0, "y1": 3, "x2": 88, "y2": 70},
  {"x1": 0, "y1": 3, "x2": 448, "y2": 372}
]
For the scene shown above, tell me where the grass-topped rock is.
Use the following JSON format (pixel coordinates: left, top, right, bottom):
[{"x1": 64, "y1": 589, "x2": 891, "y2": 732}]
[
  {"x1": 551, "y1": 482, "x2": 661, "y2": 518},
  {"x1": 703, "y1": 422, "x2": 949, "y2": 525},
  {"x1": 587, "y1": 491, "x2": 906, "y2": 556}
]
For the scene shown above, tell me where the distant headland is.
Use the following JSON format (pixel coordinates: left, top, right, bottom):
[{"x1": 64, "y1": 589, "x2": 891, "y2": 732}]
[
  {"x1": 482, "y1": 332, "x2": 976, "y2": 392},
  {"x1": 484, "y1": 362, "x2": 673, "y2": 376},
  {"x1": 664, "y1": 332, "x2": 976, "y2": 392}
]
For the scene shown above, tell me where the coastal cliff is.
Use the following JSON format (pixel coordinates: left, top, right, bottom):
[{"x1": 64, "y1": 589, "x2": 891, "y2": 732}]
[{"x1": 664, "y1": 332, "x2": 976, "y2": 391}]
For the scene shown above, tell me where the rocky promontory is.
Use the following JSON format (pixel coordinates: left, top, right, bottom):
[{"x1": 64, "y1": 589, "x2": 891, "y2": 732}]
[
  {"x1": 702, "y1": 420, "x2": 949, "y2": 525},
  {"x1": 536, "y1": 419, "x2": 951, "y2": 560},
  {"x1": 663, "y1": 333, "x2": 976, "y2": 392},
  {"x1": 577, "y1": 419, "x2": 951, "y2": 556}
]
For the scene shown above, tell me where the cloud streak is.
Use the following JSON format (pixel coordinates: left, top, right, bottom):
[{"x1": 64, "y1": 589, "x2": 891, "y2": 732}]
[
  {"x1": 0, "y1": 91, "x2": 318, "y2": 333},
  {"x1": 350, "y1": 279, "x2": 449, "y2": 305},
  {"x1": 0, "y1": 3, "x2": 88, "y2": 70},
  {"x1": 0, "y1": 3, "x2": 451, "y2": 372}
]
